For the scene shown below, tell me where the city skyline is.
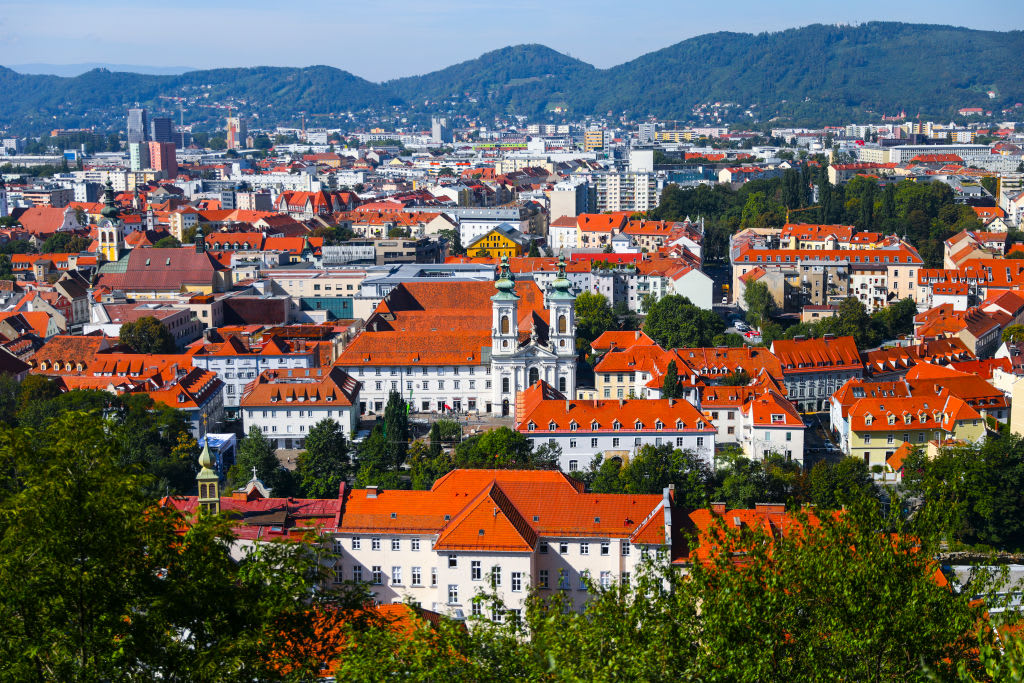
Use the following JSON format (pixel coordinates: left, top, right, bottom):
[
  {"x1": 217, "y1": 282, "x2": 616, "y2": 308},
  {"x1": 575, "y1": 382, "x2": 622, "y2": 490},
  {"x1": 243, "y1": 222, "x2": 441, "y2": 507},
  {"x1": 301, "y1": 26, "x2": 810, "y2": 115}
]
[{"x1": 3, "y1": 0, "x2": 1024, "y2": 81}]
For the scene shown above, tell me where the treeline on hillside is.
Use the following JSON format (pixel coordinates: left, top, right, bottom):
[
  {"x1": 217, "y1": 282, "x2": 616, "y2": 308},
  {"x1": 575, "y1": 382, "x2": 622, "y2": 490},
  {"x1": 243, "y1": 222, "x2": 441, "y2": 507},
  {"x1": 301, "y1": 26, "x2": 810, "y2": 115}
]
[
  {"x1": 653, "y1": 169, "x2": 988, "y2": 268},
  {"x1": 1, "y1": 409, "x2": 1019, "y2": 679}
]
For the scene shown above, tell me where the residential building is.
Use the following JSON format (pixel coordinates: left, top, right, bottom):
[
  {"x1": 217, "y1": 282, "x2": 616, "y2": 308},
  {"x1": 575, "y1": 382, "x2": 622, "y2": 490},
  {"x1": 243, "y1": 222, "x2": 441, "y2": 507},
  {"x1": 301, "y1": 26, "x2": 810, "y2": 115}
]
[
  {"x1": 515, "y1": 381, "x2": 717, "y2": 471},
  {"x1": 127, "y1": 107, "x2": 148, "y2": 144},
  {"x1": 771, "y1": 335, "x2": 863, "y2": 412},
  {"x1": 241, "y1": 366, "x2": 361, "y2": 449}
]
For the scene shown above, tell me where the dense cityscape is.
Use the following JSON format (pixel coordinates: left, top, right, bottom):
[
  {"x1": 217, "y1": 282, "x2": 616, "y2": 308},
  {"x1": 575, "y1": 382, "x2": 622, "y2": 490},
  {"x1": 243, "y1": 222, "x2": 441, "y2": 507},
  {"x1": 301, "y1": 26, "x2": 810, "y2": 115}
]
[{"x1": 3, "y1": 14, "x2": 1024, "y2": 680}]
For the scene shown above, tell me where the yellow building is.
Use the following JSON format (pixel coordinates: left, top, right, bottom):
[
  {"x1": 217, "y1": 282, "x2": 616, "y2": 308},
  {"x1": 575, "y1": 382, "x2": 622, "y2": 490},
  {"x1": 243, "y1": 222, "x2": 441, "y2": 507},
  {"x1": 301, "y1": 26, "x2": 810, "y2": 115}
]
[
  {"x1": 847, "y1": 395, "x2": 984, "y2": 469},
  {"x1": 466, "y1": 225, "x2": 530, "y2": 260},
  {"x1": 583, "y1": 130, "x2": 605, "y2": 151}
]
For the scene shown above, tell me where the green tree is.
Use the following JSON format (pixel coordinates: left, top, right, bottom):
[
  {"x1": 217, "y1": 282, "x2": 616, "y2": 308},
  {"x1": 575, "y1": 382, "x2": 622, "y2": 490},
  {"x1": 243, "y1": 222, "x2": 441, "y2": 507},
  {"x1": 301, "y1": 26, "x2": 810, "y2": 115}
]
[
  {"x1": 229, "y1": 425, "x2": 294, "y2": 495},
  {"x1": 619, "y1": 444, "x2": 713, "y2": 506},
  {"x1": 720, "y1": 369, "x2": 751, "y2": 386},
  {"x1": 382, "y1": 390, "x2": 409, "y2": 471},
  {"x1": 643, "y1": 295, "x2": 725, "y2": 348},
  {"x1": 807, "y1": 457, "x2": 877, "y2": 509},
  {"x1": 408, "y1": 440, "x2": 453, "y2": 490},
  {"x1": 454, "y1": 427, "x2": 533, "y2": 468},
  {"x1": 0, "y1": 411, "x2": 361, "y2": 681},
  {"x1": 527, "y1": 240, "x2": 540, "y2": 257},
  {"x1": 903, "y1": 434, "x2": 1024, "y2": 550},
  {"x1": 1003, "y1": 324, "x2": 1024, "y2": 344},
  {"x1": 153, "y1": 235, "x2": 181, "y2": 248},
  {"x1": 575, "y1": 291, "x2": 614, "y2": 351},
  {"x1": 662, "y1": 359, "x2": 679, "y2": 399},
  {"x1": 296, "y1": 418, "x2": 350, "y2": 498},
  {"x1": 713, "y1": 452, "x2": 803, "y2": 508},
  {"x1": 439, "y1": 228, "x2": 463, "y2": 255},
  {"x1": 119, "y1": 315, "x2": 177, "y2": 353},
  {"x1": 743, "y1": 280, "x2": 775, "y2": 329}
]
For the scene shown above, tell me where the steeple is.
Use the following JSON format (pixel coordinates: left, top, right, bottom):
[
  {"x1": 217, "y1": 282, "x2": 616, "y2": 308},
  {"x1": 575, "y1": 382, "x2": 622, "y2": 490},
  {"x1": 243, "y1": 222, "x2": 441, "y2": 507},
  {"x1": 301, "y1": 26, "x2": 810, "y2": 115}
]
[
  {"x1": 196, "y1": 433, "x2": 220, "y2": 515},
  {"x1": 549, "y1": 255, "x2": 573, "y2": 301},
  {"x1": 100, "y1": 180, "x2": 119, "y2": 222},
  {"x1": 194, "y1": 224, "x2": 206, "y2": 253},
  {"x1": 491, "y1": 254, "x2": 518, "y2": 301}
]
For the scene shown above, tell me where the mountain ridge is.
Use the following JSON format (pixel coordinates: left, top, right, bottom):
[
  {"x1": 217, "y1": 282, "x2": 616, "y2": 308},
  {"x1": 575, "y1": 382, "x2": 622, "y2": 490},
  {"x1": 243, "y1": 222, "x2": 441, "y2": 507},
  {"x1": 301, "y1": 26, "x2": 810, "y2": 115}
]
[{"x1": 2, "y1": 23, "x2": 1022, "y2": 132}]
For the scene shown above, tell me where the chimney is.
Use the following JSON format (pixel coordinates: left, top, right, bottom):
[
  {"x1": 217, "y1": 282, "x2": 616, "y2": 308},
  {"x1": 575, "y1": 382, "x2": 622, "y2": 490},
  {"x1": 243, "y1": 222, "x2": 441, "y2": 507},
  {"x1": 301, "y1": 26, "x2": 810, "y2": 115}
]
[
  {"x1": 823, "y1": 333, "x2": 835, "y2": 341},
  {"x1": 711, "y1": 502, "x2": 726, "y2": 515},
  {"x1": 366, "y1": 485, "x2": 378, "y2": 499},
  {"x1": 619, "y1": 398, "x2": 625, "y2": 407}
]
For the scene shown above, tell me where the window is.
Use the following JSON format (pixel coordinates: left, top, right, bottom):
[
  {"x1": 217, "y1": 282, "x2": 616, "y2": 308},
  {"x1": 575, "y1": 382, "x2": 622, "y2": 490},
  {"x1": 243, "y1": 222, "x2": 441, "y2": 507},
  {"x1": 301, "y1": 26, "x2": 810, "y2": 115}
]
[
  {"x1": 558, "y1": 572, "x2": 570, "y2": 590},
  {"x1": 539, "y1": 541, "x2": 548, "y2": 554},
  {"x1": 580, "y1": 542, "x2": 589, "y2": 555},
  {"x1": 371, "y1": 538, "x2": 381, "y2": 551},
  {"x1": 411, "y1": 538, "x2": 420, "y2": 551},
  {"x1": 411, "y1": 566, "x2": 422, "y2": 586},
  {"x1": 502, "y1": 377, "x2": 510, "y2": 393},
  {"x1": 431, "y1": 568, "x2": 438, "y2": 586},
  {"x1": 539, "y1": 569, "x2": 549, "y2": 588},
  {"x1": 600, "y1": 542, "x2": 610, "y2": 556},
  {"x1": 447, "y1": 584, "x2": 459, "y2": 604},
  {"x1": 471, "y1": 560, "x2": 482, "y2": 581},
  {"x1": 448, "y1": 555, "x2": 457, "y2": 568},
  {"x1": 371, "y1": 566, "x2": 382, "y2": 584},
  {"x1": 352, "y1": 537, "x2": 361, "y2": 550},
  {"x1": 569, "y1": 459, "x2": 578, "y2": 471},
  {"x1": 391, "y1": 566, "x2": 402, "y2": 584},
  {"x1": 353, "y1": 565, "x2": 362, "y2": 582},
  {"x1": 511, "y1": 572, "x2": 523, "y2": 592},
  {"x1": 579, "y1": 572, "x2": 589, "y2": 590},
  {"x1": 696, "y1": 437, "x2": 704, "y2": 447},
  {"x1": 333, "y1": 565, "x2": 343, "y2": 584},
  {"x1": 591, "y1": 437, "x2": 598, "y2": 448},
  {"x1": 391, "y1": 538, "x2": 400, "y2": 551},
  {"x1": 570, "y1": 439, "x2": 577, "y2": 448},
  {"x1": 491, "y1": 566, "x2": 501, "y2": 587},
  {"x1": 676, "y1": 437, "x2": 685, "y2": 447},
  {"x1": 621, "y1": 572, "x2": 631, "y2": 587},
  {"x1": 786, "y1": 432, "x2": 792, "y2": 442},
  {"x1": 600, "y1": 571, "x2": 612, "y2": 589},
  {"x1": 559, "y1": 542, "x2": 569, "y2": 554},
  {"x1": 621, "y1": 541, "x2": 630, "y2": 556},
  {"x1": 471, "y1": 600, "x2": 482, "y2": 617}
]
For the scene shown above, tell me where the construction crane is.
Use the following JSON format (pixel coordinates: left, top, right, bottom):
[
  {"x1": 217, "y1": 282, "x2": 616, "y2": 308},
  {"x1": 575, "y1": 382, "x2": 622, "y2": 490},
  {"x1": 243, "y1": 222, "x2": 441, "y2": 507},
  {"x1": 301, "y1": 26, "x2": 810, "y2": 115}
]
[{"x1": 786, "y1": 204, "x2": 821, "y2": 223}]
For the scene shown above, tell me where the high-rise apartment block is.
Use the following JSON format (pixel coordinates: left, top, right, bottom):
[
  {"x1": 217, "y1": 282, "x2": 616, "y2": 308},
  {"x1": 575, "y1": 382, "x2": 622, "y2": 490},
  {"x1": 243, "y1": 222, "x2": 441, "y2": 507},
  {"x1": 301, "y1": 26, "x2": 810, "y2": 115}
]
[
  {"x1": 148, "y1": 142, "x2": 178, "y2": 178},
  {"x1": 226, "y1": 116, "x2": 247, "y2": 150},
  {"x1": 127, "y1": 108, "x2": 148, "y2": 143},
  {"x1": 431, "y1": 117, "x2": 452, "y2": 144},
  {"x1": 129, "y1": 142, "x2": 150, "y2": 171}
]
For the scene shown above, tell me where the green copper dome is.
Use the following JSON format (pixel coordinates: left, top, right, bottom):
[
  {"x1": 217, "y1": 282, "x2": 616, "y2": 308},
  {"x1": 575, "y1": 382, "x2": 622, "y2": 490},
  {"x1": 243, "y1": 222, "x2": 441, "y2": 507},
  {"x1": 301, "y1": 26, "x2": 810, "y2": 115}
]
[
  {"x1": 549, "y1": 255, "x2": 574, "y2": 300},
  {"x1": 100, "y1": 180, "x2": 119, "y2": 222},
  {"x1": 492, "y1": 254, "x2": 519, "y2": 300}
]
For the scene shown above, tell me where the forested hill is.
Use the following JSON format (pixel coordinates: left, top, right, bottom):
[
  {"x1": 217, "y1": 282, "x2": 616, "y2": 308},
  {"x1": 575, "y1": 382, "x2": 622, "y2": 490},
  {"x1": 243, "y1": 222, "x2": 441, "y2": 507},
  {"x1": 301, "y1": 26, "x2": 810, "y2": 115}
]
[{"x1": 3, "y1": 22, "x2": 1023, "y2": 132}]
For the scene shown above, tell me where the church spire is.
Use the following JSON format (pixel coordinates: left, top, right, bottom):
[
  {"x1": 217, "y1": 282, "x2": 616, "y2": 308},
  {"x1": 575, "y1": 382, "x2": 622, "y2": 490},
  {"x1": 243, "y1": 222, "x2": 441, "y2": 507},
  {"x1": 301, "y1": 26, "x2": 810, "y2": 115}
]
[
  {"x1": 196, "y1": 431, "x2": 220, "y2": 515},
  {"x1": 100, "y1": 180, "x2": 119, "y2": 223}
]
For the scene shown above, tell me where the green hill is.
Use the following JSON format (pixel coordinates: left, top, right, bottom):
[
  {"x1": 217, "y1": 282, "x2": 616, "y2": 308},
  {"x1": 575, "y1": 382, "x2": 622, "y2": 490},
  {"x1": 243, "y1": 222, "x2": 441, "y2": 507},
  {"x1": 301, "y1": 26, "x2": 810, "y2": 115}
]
[{"x1": 2, "y1": 23, "x2": 1022, "y2": 133}]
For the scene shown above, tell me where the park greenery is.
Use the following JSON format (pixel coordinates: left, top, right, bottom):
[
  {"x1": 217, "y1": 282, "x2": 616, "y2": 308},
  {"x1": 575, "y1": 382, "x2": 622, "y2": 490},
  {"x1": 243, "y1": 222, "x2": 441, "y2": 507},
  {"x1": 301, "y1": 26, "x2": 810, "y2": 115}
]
[{"x1": 118, "y1": 315, "x2": 177, "y2": 354}]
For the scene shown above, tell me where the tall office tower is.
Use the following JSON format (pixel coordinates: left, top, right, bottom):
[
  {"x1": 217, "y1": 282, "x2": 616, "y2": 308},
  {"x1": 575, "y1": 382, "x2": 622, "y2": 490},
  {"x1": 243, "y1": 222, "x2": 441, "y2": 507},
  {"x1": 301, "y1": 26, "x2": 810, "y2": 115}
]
[
  {"x1": 150, "y1": 116, "x2": 173, "y2": 143},
  {"x1": 431, "y1": 117, "x2": 452, "y2": 144},
  {"x1": 225, "y1": 116, "x2": 247, "y2": 150},
  {"x1": 128, "y1": 142, "x2": 150, "y2": 171},
  {"x1": 127, "y1": 108, "x2": 149, "y2": 143},
  {"x1": 147, "y1": 142, "x2": 178, "y2": 178},
  {"x1": 0, "y1": 181, "x2": 8, "y2": 218}
]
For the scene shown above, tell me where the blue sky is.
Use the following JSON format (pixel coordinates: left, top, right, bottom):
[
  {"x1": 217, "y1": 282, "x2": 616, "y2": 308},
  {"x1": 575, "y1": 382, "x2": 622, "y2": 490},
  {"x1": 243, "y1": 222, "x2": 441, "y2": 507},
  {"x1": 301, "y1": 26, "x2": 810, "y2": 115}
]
[{"x1": 3, "y1": 0, "x2": 1023, "y2": 81}]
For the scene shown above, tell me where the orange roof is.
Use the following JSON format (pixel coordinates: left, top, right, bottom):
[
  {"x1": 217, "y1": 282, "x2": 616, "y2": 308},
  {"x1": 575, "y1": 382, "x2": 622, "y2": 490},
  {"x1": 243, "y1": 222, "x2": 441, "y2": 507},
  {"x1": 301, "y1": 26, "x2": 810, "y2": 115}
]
[
  {"x1": 576, "y1": 213, "x2": 628, "y2": 233},
  {"x1": 240, "y1": 367, "x2": 359, "y2": 408},
  {"x1": 516, "y1": 387, "x2": 715, "y2": 434},
  {"x1": 771, "y1": 336, "x2": 862, "y2": 373},
  {"x1": 590, "y1": 329, "x2": 654, "y2": 353}
]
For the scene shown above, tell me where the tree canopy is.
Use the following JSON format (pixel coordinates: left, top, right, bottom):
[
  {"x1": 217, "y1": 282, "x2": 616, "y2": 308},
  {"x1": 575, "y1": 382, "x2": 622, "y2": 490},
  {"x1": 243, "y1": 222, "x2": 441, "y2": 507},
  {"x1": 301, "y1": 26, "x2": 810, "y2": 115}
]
[
  {"x1": 118, "y1": 316, "x2": 177, "y2": 354},
  {"x1": 643, "y1": 295, "x2": 725, "y2": 348}
]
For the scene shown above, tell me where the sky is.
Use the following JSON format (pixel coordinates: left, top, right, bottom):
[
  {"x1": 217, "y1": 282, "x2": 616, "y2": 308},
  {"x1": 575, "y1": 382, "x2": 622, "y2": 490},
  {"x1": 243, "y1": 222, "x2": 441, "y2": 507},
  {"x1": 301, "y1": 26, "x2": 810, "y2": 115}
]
[{"x1": 3, "y1": 0, "x2": 1024, "y2": 81}]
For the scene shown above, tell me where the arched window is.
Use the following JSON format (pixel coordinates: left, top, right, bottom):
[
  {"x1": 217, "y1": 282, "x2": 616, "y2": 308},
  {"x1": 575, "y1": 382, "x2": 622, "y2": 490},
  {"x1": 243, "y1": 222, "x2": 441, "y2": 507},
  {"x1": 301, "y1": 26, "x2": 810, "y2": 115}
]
[
  {"x1": 502, "y1": 377, "x2": 510, "y2": 393},
  {"x1": 558, "y1": 314, "x2": 567, "y2": 334},
  {"x1": 528, "y1": 367, "x2": 539, "y2": 385},
  {"x1": 500, "y1": 315, "x2": 510, "y2": 334},
  {"x1": 559, "y1": 377, "x2": 567, "y2": 392}
]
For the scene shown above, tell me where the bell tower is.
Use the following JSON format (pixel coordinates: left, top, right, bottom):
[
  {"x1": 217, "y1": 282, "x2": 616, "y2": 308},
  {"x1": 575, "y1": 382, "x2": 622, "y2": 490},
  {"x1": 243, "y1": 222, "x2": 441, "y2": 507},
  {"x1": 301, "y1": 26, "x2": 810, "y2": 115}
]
[
  {"x1": 491, "y1": 255, "x2": 519, "y2": 357},
  {"x1": 98, "y1": 180, "x2": 123, "y2": 262},
  {"x1": 548, "y1": 256, "x2": 576, "y2": 357},
  {"x1": 196, "y1": 436, "x2": 220, "y2": 515}
]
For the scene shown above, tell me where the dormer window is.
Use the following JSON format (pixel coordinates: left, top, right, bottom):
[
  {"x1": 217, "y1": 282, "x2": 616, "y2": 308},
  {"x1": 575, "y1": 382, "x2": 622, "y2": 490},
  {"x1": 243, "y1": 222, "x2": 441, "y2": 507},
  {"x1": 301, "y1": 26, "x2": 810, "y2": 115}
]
[
  {"x1": 569, "y1": 421, "x2": 578, "y2": 431},
  {"x1": 528, "y1": 422, "x2": 536, "y2": 431},
  {"x1": 591, "y1": 420, "x2": 599, "y2": 430},
  {"x1": 612, "y1": 420, "x2": 621, "y2": 431},
  {"x1": 771, "y1": 414, "x2": 785, "y2": 424},
  {"x1": 548, "y1": 421, "x2": 557, "y2": 431},
  {"x1": 655, "y1": 420, "x2": 663, "y2": 430},
  {"x1": 865, "y1": 414, "x2": 873, "y2": 425},
  {"x1": 634, "y1": 420, "x2": 643, "y2": 430},
  {"x1": 887, "y1": 415, "x2": 896, "y2": 425},
  {"x1": 904, "y1": 414, "x2": 912, "y2": 424},
  {"x1": 676, "y1": 419, "x2": 683, "y2": 429}
]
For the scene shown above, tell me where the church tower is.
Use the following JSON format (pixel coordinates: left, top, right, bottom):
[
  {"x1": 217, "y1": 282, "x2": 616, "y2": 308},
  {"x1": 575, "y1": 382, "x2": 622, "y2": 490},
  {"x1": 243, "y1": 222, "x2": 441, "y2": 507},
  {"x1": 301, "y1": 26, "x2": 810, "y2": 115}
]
[
  {"x1": 97, "y1": 180, "x2": 123, "y2": 262},
  {"x1": 491, "y1": 255, "x2": 519, "y2": 357},
  {"x1": 491, "y1": 255, "x2": 520, "y2": 416},
  {"x1": 548, "y1": 256, "x2": 577, "y2": 397},
  {"x1": 196, "y1": 438, "x2": 220, "y2": 515}
]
